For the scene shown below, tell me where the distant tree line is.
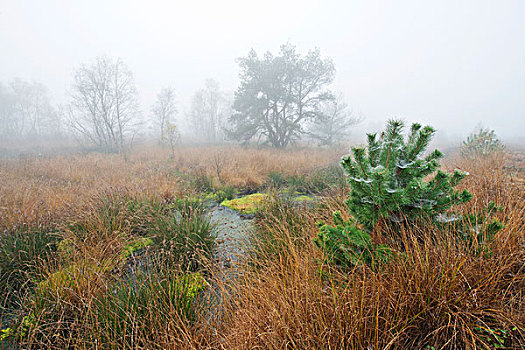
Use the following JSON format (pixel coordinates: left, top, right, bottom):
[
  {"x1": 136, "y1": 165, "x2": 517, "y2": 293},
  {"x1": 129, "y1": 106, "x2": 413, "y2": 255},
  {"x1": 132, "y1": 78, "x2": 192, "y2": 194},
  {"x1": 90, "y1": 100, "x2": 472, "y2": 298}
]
[
  {"x1": 0, "y1": 79, "x2": 61, "y2": 140},
  {"x1": 2, "y1": 43, "x2": 363, "y2": 152}
]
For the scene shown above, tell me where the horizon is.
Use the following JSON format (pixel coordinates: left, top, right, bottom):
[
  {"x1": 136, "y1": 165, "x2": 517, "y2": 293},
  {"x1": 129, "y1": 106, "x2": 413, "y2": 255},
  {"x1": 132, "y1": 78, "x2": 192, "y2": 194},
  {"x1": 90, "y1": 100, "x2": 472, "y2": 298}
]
[{"x1": 1, "y1": 0, "x2": 524, "y2": 141}]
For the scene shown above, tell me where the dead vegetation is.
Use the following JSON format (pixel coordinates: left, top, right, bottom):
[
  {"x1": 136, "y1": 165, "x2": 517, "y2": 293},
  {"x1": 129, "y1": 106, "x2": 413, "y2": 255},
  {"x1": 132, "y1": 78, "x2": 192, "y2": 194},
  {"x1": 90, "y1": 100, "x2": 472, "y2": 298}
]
[{"x1": 0, "y1": 145, "x2": 524, "y2": 349}]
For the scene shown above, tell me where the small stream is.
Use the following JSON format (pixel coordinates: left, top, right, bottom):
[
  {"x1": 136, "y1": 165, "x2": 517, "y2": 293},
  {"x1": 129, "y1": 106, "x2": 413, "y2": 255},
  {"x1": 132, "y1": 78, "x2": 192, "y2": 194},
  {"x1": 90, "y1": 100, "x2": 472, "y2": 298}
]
[
  {"x1": 210, "y1": 205, "x2": 254, "y2": 267},
  {"x1": 201, "y1": 205, "x2": 254, "y2": 320}
]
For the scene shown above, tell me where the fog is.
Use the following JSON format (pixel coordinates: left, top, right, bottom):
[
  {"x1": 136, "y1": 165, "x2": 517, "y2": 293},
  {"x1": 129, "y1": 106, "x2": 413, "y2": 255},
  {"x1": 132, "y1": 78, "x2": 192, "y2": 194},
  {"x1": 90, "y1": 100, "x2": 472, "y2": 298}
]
[{"x1": 1, "y1": 0, "x2": 524, "y2": 147}]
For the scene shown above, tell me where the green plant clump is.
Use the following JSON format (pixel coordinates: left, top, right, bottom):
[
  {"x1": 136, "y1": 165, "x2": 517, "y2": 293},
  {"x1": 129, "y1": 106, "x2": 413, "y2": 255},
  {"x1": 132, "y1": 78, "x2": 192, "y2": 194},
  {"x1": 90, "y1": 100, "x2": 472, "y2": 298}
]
[
  {"x1": 93, "y1": 269, "x2": 208, "y2": 347},
  {"x1": 0, "y1": 224, "x2": 57, "y2": 310},
  {"x1": 35, "y1": 259, "x2": 115, "y2": 308},
  {"x1": 445, "y1": 201, "x2": 505, "y2": 255},
  {"x1": 315, "y1": 212, "x2": 391, "y2": 269},
  {"x1": 294, "y1": 195, "x2": 314, "y2": 203},
  {"x1": 315, "y1": 119, "x2": 472, "y2": 268},
  {"x1": 266, "y1": 166, "x2": 346, "y2": 194},
  {"x1": 0, "y1": 313, "x2": 37, "y2": 343},
  {"x1": 119, "y1": 237, "x2": 154, "y2": 260},
  {"x1": 342, "y1": 119, "x2": 471, "y2": 231},
  {"x1": 461, "y1": 127, "x2": 505, "y2": 159},
  {"x1": 154, "y1": 198, "x2": 217, "y2": 271},
  {"x1": 221, "y1": 193, "x2": 268, "y2": 214}
]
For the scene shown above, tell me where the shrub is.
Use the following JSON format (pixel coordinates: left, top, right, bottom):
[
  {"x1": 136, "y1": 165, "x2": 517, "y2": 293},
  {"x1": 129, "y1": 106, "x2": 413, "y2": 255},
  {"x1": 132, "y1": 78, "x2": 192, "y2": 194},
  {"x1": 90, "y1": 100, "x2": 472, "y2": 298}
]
[
  {"x1": 315, "y1": 119, "x2": 472, "y2": 269},
  {"x1": 341, "y1": 119, "x2": 471, "y2": 231},
  {"x1": 461, "y1": 127, "x2": 505, "y2": 158}
]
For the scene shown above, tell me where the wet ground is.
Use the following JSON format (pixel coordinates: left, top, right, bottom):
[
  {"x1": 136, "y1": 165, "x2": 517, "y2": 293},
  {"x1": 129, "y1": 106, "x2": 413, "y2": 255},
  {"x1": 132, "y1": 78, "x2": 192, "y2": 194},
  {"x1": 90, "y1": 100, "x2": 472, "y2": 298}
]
[{"x1": 209, "y1": 204, "x2": 254, "y2": 268}]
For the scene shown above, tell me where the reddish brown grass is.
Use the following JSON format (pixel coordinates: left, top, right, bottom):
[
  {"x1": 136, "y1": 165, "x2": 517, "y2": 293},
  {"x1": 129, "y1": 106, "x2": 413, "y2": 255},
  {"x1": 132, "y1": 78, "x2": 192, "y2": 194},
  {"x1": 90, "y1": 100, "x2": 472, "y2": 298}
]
[{"x1": 0, "y1": 146, "x2": 523, "y2": 349}]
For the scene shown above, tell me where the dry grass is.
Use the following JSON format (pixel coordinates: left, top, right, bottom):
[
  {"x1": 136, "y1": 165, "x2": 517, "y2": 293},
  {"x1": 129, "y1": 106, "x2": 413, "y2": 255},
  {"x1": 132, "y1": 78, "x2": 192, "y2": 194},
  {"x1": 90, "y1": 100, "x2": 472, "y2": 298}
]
[
  {"x1": 1, "y1": 145, "x2": 524, "y2": 349},
  {"x1": 218, "y1": 153, "x2": 525, "y2": 349},
  {"x1": 0, "y1": 145, "x2": 342, "y2": 229}
]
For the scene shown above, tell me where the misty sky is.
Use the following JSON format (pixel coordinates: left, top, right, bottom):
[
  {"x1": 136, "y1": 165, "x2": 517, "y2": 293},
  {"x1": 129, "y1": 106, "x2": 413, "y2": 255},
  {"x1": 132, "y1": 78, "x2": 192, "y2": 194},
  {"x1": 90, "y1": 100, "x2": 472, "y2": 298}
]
[{"x1": 1, "y1": 0, "x2": 524, "y2": 140}]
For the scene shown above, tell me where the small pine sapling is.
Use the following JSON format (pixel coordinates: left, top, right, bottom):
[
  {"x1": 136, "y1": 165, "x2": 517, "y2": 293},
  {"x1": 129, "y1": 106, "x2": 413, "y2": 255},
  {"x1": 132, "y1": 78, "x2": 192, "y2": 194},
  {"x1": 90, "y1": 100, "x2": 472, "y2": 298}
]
[
  {"x1": 461, "y1": 127, "x2": 505, "y2": 159},
  {"x1": 342, "y1": 119, "x2": 472, "y2": 231},
  {"x1": 315, "y1": 119, "x2": 472, "y2": 269}
]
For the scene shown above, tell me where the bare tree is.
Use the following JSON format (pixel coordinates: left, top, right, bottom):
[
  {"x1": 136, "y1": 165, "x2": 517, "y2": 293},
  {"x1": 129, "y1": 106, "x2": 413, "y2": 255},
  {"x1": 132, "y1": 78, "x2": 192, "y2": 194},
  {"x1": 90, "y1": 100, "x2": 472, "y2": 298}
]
[
  {"x1": 308, "y1": 93, "x2": 363, "y2": 145},
  {"x1": 0, "y1": 82, "x2": 17, "y2": 139},
  {"x1": 151, "y1": 87, "x2": 177, "y2": 144},
  {"x1": 68, "y1": 57, "x2": 140, "y2": 153},
  {"x1": 163, "y1": 121, "x2": 180, "y2": 159},
  {"x1": 189, "y1": 79, "x2": 231, "y2": 143},
  {"x1": 0, "y1": 79, "x2": 60, "y2": 140}
]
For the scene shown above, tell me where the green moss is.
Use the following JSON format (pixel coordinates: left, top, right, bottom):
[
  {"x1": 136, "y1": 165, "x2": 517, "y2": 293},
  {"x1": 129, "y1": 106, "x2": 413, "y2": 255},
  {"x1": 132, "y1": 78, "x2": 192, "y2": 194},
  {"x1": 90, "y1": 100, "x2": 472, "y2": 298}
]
[
  {"x1": 0, "y1": 327, "x2": 13, "y2": 340},
  {"x1": 0, "y1": 313, "x2": 36, "y2": 341},
  {"x1": 221, "y1": 193, "x2": 269, "y2": 214},
  {"x1": 57, "y1": 238, "x2": 76, "y2": 260},
  {"x1": 294, "y1": 195, "x2": 314, "y2": 203},
  {"x1": 120, "y1": 237, "x2": 154, "y2": 260},
  {"x1": 176, "y1": 272, "x2": 208, "y2": 299},
  {"x1": 35, "y1": 259, "x2": 115, "y2": 306}
]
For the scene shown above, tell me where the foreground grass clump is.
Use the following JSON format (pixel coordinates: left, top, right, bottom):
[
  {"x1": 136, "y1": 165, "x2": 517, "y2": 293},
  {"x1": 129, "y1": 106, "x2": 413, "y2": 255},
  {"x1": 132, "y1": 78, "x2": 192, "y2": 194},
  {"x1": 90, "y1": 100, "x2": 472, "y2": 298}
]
[
  {"x1": 153, "y1": 197, "x2": 217, "y2": 271},
  {"x1": 0, "y1": 218, "x2": 58, "y2": 311},
  {"x1": 1, "y1": 192, "x2": 217, "y2": 348},
  {"x1": 91, "y1": 260, "x2": 209, "y2": 349}
]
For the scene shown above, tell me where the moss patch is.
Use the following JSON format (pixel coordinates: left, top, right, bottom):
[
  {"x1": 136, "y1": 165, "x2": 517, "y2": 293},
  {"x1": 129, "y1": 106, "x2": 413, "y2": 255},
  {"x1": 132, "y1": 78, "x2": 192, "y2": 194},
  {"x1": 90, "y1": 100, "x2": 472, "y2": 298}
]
[
  {"x1": 221, "y1": 193, "x2": 269, "y2": 214},
  {"x1": 176, "y1": 272, "x2": 209, "y2": 299},
  {"x1": 120, "y1": 237, "x2": 154, "y2": 260},
  {"x1": 35, "y1": 259, "x2": 115, "y2": 308},
  {"x1": 294, "y1": 195, "x2": 314, "y2": 203}
]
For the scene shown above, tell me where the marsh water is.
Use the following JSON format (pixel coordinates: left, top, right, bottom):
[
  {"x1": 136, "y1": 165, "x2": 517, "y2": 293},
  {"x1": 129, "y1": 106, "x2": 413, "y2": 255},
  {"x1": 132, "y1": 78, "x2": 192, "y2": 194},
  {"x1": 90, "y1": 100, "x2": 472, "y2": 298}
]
[{"x1": 210, "y1": 205, "x2": 253, "y2": 267}]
